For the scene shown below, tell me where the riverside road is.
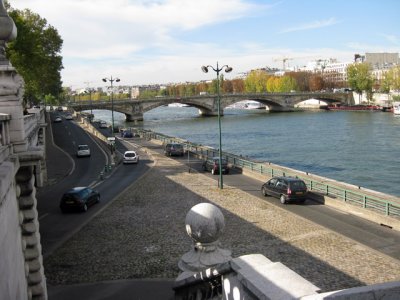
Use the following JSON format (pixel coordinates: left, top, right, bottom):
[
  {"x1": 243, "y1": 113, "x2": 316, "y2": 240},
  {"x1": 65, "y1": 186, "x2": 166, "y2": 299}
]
[
  {"x1": 39, "y1": 111, "x2": 400, "y2": 261},
  {"x1": 40, "y1": 112, "x2": 400, "y2": 299}
]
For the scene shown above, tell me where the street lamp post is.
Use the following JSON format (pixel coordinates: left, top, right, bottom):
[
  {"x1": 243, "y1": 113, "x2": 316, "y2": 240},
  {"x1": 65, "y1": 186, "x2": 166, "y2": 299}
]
[
  {"x1": 201, "y1": 62, "x2": 232, "y2": 189},
  {"x1": 102, "y1": 76, "x2": 120, "y2": 136},
  {"x1": 84, "y1": 88, "x2": 94, "y2": 121}
]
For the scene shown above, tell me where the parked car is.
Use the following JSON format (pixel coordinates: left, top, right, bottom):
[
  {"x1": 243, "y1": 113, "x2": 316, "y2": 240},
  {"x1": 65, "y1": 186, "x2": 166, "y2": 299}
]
[
  {"x1": 202, "y1": 157, "x2": 229, "y2": 175},
  {"x1": 261, "y1": 176, "x2": 308, "y2": 204},
  {"x1": 122, "y1": 131, "x2": 134, "y2": 138},
  {"x1": 123, "y1": 150, "x2": 139, "y2": 164},
  {"x1": 99, "y1": 121, "x2": 108, "y2": 128},
  {"x1": 53, "y1": 116, "x2": 62, "y2": 123},
  {"x1": 60, "y1": 186, "x2": 100, "y2": 213},
  {"x1": 164, "y1": 143, "x2": 185, "y2": 156},
  {"x1": 65, "y1": 114, "x2": 73, "y2": 120},
  {"x1": 76, "y1": 144, "x2": 91, "y2": 157}
]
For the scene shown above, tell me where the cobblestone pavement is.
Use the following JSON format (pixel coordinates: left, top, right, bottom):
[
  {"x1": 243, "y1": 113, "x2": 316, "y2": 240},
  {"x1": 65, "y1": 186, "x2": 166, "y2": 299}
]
[{"x1": 44, "y1": 140, "x2": 400, "y2": 293}]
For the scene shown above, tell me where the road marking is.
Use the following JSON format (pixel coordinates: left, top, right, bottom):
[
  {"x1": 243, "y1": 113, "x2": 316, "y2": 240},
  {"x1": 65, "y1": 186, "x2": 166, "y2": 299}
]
[
  {"x1": 39, "y1": 213, "x2": 49, "y2": 220},
  {"x1": 88, "y1": 181, "x2": 97, "y2": 188}
]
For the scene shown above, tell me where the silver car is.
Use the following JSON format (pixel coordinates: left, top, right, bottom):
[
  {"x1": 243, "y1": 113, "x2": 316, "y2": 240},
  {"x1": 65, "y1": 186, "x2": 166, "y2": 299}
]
[
  {"x1": 76, "y1": 145, "x2": 91, "y2": 157},
  {"x1": 123, "y1": 151, "x2": 139, "y2": 164}
]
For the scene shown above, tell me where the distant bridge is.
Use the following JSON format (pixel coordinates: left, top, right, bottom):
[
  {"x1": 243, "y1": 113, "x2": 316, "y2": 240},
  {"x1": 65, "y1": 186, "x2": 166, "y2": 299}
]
[{"x1": 69, "y1": 92, "x2": 354, "y2": 121}]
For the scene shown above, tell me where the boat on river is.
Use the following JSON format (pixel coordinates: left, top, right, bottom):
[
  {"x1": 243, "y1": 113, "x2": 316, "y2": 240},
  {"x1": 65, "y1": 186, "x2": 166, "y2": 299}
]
[
  {"x1": 327, "y1": 104, "x2": 382, "y2": 111},
  {"x1": 394, "y1": 105, "x2": 400, "y2": 115},
  {"x1": 168, "y1": 103, "x2": 189, "y2": 107},
  {"x1": 244, "y1": 100, "x2": 266, "y2": 110},
  {"x1": 226, "y1": 100, "x2": 266, "y2": 110}
]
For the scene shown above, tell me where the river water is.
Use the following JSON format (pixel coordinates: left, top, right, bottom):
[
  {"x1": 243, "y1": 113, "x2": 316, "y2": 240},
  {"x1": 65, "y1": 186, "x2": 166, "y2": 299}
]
[{"x1": 90, "y1": 106, "x2": 400, "y2": 197}]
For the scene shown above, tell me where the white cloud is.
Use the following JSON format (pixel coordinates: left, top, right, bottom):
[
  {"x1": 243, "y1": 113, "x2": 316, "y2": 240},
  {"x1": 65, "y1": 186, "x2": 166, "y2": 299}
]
[
  {"x1": 280, "y1": 17, "x2": 339, "y2": 34},
  {"x1": 12, "y1": 0, "x2": 261, "y2": 60},
  {"x1": 10, "y1": 0, "x2": 269, "y2": 87}
]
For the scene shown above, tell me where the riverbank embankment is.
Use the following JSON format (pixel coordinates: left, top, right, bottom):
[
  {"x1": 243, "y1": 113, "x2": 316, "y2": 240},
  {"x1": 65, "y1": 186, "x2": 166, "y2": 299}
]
[{"x1": 133, "y1": 128, "x2": 400, "y2": 231}]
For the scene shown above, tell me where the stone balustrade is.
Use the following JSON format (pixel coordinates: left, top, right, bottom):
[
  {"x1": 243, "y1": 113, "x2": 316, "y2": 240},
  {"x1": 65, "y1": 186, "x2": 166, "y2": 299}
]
[{"x1": 175, "y1": 203, "x2": 400, "y2": 299}]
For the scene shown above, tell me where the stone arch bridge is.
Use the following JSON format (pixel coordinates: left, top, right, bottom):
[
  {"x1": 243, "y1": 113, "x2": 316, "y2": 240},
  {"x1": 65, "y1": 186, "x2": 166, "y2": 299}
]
[{"x1": 69, "y1": 92, "x2": 354, "y2": 121}]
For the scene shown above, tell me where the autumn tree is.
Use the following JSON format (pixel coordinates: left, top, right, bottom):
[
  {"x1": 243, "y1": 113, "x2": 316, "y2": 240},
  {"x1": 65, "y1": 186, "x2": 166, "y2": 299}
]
[
  {"x1": 196, "y1": 82, "x2": 209, "y2": 94},
  {"x1": 286, "y1": 71, "x2": 311, "y2": 91},
  {"x1": 222, "y1": 80, "x2": 233, "y2": 93},
  {"x1": 231, "y1": 79, "x2": 244, "y2": 93},
  {"x1": 5, "y1": 1, "x2": 63, "y2": 105},
  {"x1": 244, "y1": 70, "x2": 269, "y2": 93},
  {"x1": 309, "y1": 75, "x2": 324, "y2": 91}
]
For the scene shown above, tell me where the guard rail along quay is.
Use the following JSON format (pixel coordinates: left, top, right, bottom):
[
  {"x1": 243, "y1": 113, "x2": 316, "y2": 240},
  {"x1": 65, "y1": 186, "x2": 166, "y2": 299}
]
[{"x1": 132, "y1": 128, "x2": 400, "y2": 231}]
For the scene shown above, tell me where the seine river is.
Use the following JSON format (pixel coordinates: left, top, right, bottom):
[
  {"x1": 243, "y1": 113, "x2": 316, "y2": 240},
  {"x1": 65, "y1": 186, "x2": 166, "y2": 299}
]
[{"x1": 91, "y1": 106, "x2": 400, "y2": 197}]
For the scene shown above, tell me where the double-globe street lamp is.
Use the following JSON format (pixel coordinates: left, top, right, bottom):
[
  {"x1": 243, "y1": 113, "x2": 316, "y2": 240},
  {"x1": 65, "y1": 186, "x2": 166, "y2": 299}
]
[
  {"x1": 102, "y1": 76, "x2": 120, "y2": 136},
  {"x1": 84, "y1": 87, "x2": 95, "y2": 121},
  {"x1": 201, "y1": 62, "x2": 233, "y2": 189}
]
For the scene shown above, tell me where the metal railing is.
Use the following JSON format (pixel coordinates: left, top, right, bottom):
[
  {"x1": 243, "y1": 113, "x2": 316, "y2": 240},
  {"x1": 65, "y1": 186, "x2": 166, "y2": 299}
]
[{"x1": 132, "y1": 128, "x2": 400, "y2": 219}]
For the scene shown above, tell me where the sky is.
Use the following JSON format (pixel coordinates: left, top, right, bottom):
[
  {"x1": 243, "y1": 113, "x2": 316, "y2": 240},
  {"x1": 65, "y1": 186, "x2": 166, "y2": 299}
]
[{"x1": 8, "y1": 0, "x2": 400, "y2": 90}]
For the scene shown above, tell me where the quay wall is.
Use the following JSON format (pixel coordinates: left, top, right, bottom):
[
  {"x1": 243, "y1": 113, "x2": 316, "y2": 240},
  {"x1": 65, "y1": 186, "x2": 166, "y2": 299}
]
[{"x1": 240, "y1": 167, "x2": 400, "y2": 231}]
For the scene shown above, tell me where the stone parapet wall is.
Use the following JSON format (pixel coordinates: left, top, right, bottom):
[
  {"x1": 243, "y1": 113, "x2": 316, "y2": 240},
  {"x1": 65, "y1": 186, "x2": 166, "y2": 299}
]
[{"x1": 0, "y1": 159, "x2": 29, "y2": 300}]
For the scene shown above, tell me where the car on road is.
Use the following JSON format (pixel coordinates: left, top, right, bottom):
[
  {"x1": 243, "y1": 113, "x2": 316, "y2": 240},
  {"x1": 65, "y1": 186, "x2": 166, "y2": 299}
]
[
  {"x1": 164, "y1": 143, "x2": 185, "y2": 156},
  {"x1": 123, "y1": 150, "x2": 139, "y2": 164},
  {"x1": 261, "y1": 176, "x2": 308, "y2": 204},
  {"x1": 122, "y1": 131, "x2": 134, "y2": 138},
  {"x1": 99, "y1": 121, "x2": 108, "y2": 128},
  {"x1": 202, "y1": 157, "x2": 229, "y2": 175},
  {"x1": 76, "y1": 144, "x2": 91, "y2": 157},
  {"x1": 65, "y1": 114, "x2": 73, "y2": 120},
  {"x1": 53, "y1": 116, "x2": 62, "y2": 123},
  {"x1": 60, "y1": 186, "x2": 100, "y2": 213}
]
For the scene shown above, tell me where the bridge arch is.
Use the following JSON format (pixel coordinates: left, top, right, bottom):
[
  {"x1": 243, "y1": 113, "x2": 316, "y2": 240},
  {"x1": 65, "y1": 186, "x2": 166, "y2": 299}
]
[{"x1": 69, "y1": 92, "x2": 353, "y2": 120}]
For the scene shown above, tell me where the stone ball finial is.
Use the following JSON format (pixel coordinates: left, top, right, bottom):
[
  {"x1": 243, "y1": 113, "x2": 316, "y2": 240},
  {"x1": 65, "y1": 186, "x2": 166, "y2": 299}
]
[
  {"x1": 0, "y1": 0, "x2": 17, "y2": 63},
  {"x1": 185, "y1": 202, "x2": 225, "y2": 244},
  {"x1": 0, "y1": 1, "x2": 17, "y2": 42}
]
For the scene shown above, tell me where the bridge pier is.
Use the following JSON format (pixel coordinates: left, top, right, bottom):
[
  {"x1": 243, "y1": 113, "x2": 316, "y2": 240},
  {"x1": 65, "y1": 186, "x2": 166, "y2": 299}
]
[
  {"x1": 198, "y1": 107, "x2": 224, "y2": 117},
  {"x1": 125, "y1": 113, "x2": 143, "y2": 122}
]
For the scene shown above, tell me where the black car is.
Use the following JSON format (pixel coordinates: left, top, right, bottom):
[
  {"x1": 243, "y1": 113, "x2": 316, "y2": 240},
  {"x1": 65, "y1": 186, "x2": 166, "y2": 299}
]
[
  {"x1": 164, "y1": 143, "x2": 184, "y2": 156},
  {"x1": 261, "y1": 176, "x2": 308, "y2": 204},
  {"x1": 121, "y1": 130, "x2": 134, "y2": 138},
  {"x1": 202, "y1": 157, "x2": 229, "y2": 175},
  {"x1": 60, "y1": 187, "x2": 100, "y2": 213}
]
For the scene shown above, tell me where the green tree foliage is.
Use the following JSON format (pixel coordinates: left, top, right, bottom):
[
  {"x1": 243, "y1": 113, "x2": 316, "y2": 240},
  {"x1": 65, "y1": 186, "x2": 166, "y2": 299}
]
[
  {"x1": 5, "y1": 1, "x2": 63, "y2": 105},
  {"x1": 278, "y1": 75, "x2": 297, "y2": 92},
  {"x1": 266, "y1": 76, "x2": 279, "y2": 92},
  {"x1": 380, "y1": 72, "x2": 392, "y2": 93},
  {"x1": 381, "y1": 66, "x2": 400, "y2": 93},
  {"x1": 346, "y1": 63, "x2": 373, "y2": 101},
  {"x1": 391, "y1": 66, "x2": 400, "y2": 91},
  {"x1": 138, "y1": 90, "x2": 158, "y2": 98}
]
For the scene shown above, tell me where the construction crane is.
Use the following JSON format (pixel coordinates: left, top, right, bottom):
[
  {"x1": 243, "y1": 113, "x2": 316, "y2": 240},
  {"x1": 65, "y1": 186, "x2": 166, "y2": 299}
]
[{"x1": 273, "y1": 57, "x2": 294, "y2": 70}]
